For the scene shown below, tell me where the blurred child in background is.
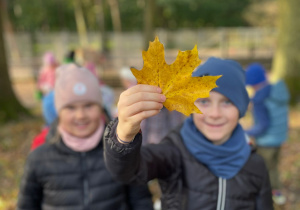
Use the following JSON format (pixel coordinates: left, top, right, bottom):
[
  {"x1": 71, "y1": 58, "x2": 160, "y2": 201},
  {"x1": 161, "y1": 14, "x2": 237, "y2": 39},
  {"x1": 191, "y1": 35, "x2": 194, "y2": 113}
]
[
  {"x1": 120, "y1": 66, "x2": 138, "y2": 89},
  {"x1": 18, "y1": 64, "x2": 153, "y2": 210},
  {"x1": 37, "y1": 52, "x2": 59, "y2": 96},
  {"x1": 30, "y1": 90, "x2": 57, "y2": 150},
  {"x1": 245, "y1": 63, "x2": 290, "y2": 205},
  {"x1": 63, "y1": 49, "x2": 76, "y2": 64}
]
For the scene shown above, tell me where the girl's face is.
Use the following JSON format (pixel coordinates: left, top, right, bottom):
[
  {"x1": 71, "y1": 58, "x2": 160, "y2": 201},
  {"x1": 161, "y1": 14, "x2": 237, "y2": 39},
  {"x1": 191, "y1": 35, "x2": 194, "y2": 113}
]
[
  {"x1": 193, "y1": 91, "x2": 239, "y2": 145},
  {"x1": 59, "y1": 101, "x2": 102, "y2": 138}
]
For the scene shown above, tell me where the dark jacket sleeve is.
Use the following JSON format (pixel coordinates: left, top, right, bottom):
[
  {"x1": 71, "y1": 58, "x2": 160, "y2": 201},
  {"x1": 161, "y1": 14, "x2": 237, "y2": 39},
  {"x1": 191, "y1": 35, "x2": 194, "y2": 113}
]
[
  {"x1": 104, "y1": 118, "x2": 181, "y2": 184},
  {"x1": 17, "y1": 152, "x2": 43, "y2": 210},
  {"x1": 256, "y1": 157, "x2": 274, "y2": 210},
  {"x1": 126, "y1": 184, "x2": 154, "y2": 210}
]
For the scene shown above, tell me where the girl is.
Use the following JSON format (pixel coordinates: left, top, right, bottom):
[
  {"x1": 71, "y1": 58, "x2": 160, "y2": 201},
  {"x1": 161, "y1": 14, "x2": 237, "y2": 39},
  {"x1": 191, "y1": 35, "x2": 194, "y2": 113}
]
[{"x1": 18, "y1": 64, "x2": 153, "y2": 210}]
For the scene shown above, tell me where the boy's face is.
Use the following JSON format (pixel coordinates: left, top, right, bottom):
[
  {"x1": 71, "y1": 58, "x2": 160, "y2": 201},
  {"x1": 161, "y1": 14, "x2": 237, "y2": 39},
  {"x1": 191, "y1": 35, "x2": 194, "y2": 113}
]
[
  {"x1": 193, "y1": 91, "x2": 239, "y2": 145},
  {"x1": 59, "y1": 101, "x2": 102, "y2": 138}
]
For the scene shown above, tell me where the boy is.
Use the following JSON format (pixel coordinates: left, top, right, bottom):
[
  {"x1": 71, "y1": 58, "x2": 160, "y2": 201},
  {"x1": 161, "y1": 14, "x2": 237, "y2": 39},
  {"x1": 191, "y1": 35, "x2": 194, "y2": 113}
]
[{"x1": 104, "y1": 57, "x2": 273, "y2": 210}]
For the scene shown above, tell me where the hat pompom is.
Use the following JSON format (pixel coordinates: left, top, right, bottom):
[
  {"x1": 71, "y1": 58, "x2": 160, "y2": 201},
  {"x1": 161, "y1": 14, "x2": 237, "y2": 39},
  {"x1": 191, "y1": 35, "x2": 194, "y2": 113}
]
[{"x1": 245, "y1": 63, "x2": 267, "y2": 86}]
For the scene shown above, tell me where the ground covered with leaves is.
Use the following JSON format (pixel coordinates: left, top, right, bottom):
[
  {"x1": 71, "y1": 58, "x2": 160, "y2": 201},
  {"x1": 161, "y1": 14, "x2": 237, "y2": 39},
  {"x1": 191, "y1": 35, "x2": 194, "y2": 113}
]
[
  {"x1": 0, "y1": 111, "x2": 43, "y2": 210},
  {"x1": 0, "y1": 108, "x2": 300, "y2": 210}
]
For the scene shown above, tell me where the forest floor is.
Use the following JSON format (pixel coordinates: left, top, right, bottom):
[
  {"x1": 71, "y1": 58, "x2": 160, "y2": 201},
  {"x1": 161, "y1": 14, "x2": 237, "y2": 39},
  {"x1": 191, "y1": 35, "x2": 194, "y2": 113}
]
[{"x1": 0, "y1": 81, "x2": 300, "y2": 209}]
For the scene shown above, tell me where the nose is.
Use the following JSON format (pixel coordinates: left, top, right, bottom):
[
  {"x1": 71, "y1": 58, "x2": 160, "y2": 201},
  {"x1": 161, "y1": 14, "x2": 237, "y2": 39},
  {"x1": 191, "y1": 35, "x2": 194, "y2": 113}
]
[
  {"x1": 208, "y1": 104, "x2": 222, "y2": 118},
  {"x1": 75, "y1": 108, "x2": 86, "y2": 119}
]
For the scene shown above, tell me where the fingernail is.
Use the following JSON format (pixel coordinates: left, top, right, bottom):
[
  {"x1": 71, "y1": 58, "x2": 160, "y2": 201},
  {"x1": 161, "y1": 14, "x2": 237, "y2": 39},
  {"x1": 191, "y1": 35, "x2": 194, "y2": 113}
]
[
  {"x1": 161, "y1": 95, "x2": 166, "y2": 102},
  {"x1": 157, "y1": 87, "x2": 162, "y2": 93}
]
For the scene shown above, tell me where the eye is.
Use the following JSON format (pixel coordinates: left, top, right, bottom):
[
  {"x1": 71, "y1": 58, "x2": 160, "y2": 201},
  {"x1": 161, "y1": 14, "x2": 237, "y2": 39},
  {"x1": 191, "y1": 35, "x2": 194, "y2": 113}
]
[
  {"x1": 222, "y1": 99, "x2": 233, "y2": 106},
  {"x1": 199, "y1": 99, "x2": 208, "y2": 104},
  {"x1": 65, "y1": 105, "x2": 75, "y2": 110},
  {"x1": 195, "y1": 98, "x2": 209, "y2": 106},
  {"x1": 84, "y1": 103, "x2": 93, "y2": 108}
]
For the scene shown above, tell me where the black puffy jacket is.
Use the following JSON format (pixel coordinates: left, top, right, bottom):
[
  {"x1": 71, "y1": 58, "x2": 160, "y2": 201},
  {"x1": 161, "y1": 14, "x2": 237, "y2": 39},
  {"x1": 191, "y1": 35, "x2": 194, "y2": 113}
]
[
  {"x1": 104, "y1": 119, "x2": 273, "y2": 210},
  {"x1": 17, "y1": 133, "x2": 153, "y2": 210}
]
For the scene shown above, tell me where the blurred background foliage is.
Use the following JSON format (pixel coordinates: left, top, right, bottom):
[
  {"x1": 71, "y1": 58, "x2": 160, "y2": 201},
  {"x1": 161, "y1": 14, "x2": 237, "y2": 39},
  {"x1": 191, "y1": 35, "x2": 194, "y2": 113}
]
[{"x1": 6, "y1": 0, "x2": 275, "y2": 32}]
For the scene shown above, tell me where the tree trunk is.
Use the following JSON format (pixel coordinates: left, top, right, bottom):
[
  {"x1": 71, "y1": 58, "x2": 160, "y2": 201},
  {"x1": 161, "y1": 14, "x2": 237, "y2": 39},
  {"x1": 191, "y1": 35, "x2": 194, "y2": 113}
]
[
  {"x1": 107, "y1": 0, "x2": 122, "y2": 33},
  {"x1": 1, "y1": 0, "x2": 21, "y2": 62},
  {"x1": 74, "y1": 0, "x2": 89, "y2": 47},
  {"x1": 143, "y1": 0, "x2": 155, "y2": 50},
  {"x1": 271, "y1": 0, "x2": 300, "y2": 104},
  {"x1": 94, "y1": 0, "x2": 109, "y2": 53},
  {"x1": 0, "y1": 10, "x2": 28, "y2": 123}
]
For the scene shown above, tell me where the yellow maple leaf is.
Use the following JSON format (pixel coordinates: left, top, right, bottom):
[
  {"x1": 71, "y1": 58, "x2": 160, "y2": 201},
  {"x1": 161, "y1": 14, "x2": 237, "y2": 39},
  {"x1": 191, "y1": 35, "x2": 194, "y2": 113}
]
[{"x1": 131, "y1": 37, "x2": 221, "y2": 116}]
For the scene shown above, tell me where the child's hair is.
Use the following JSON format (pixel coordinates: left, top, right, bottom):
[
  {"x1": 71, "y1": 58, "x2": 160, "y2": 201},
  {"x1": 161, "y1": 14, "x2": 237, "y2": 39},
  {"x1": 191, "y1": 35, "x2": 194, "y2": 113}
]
[
  {"x1": 54, "y1": 64, "x2": 102, "y2": 112},
  {"x1": 193, "y1": 57, "x2": 249, "y2": 117}
]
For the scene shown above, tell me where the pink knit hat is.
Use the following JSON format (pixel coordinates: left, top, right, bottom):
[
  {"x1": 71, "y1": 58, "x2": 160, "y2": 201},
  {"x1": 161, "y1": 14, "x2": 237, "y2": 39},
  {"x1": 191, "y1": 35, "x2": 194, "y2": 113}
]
[{"x1": 54, "y1": 64, "x2": 102, "y2": 112}]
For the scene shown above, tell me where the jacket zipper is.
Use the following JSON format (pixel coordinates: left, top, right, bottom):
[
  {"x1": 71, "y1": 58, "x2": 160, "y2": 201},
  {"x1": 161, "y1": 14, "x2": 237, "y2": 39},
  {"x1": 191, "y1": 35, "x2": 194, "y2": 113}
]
[
  {"x1": 81, "y1": 152, "x2": 89, "y2": 209},
  {"x1": 217, "y1": 177, "x2": 226, "y2": 210}
]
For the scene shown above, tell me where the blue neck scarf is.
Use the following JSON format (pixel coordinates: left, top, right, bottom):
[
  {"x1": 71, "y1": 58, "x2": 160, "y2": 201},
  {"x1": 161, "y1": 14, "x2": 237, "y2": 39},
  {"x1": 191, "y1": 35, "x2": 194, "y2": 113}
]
[{"x1": 180, "y1": 117, "x2": 251, "y2": 179}]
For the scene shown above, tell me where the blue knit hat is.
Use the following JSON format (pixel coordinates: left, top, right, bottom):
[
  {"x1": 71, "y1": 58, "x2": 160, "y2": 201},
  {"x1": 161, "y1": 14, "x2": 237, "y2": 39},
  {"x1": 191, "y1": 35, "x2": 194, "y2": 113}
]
[
  {"x1": 193, "y1": 57, "x2": 249, "y2": 118},
  {"x1": 245, "y1": 63, "x2": 267, "y2": 85}
]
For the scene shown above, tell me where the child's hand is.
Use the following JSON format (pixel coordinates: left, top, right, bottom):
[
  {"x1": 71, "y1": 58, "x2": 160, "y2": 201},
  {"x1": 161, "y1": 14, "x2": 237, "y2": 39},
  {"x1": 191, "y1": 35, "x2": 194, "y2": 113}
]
[{"x1": 116, "y1": 84, "x2": 166, "y2": 143}]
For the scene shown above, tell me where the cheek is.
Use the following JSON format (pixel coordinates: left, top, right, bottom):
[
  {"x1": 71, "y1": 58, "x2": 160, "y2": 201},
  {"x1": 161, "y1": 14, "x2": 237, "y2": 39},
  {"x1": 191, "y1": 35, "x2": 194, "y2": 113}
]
[
  {"x1": 88, "y1": 108, "x2": 102, "y2": 122},
  {"x1": 229, "y1": 116, "x2": 239, "y2": 127},
  {"x1": 192, "y1": 114, "x2": 205, "y2": 128},
  {"x1": 195, "y1": 104, "x2": 211, "y2": 116},
  {"x1": 227, "y1": 108, "x2": 239, "y2": 125},
  {"x1": 60, "y1": 119, "x2": 70, "y2": 129},
  {"x1": 59, "y1": 113, "x2": 73, "y2": 128},
  {"x1": 194, "y1": 112, "x2": 205, "y2": 120},
  {"x1": 226, "y1": 115, "x2": 239, "y2": 130}
]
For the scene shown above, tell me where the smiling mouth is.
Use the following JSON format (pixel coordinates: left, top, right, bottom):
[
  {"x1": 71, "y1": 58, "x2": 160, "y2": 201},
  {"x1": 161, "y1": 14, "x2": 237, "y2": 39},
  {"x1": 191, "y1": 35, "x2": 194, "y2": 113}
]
[
  {"x1": 205, "y1": 122, "x2": 225, "y2": 127},
  {"x1": 75, "y1": 122, "x2": 89, "y2": 127}
]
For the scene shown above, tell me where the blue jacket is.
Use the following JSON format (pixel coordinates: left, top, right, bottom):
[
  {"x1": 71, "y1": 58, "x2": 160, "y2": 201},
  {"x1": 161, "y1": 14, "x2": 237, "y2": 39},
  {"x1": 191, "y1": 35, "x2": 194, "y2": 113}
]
[
  {"x1": 247, "y1": 80, "x2": 289, "y2": 147},
  {"x1": 246, "y1": 84, "x2": 271, "y2": 138}
]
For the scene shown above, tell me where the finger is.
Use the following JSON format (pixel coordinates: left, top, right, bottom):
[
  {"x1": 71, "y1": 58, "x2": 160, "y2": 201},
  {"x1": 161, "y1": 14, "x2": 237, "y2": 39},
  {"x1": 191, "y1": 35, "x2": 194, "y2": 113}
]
[
  {"x1": 128, "y1": 109, "x2": 161, "y2": 123},
  {"x1": 121, "y1": 101, "x2": 163, "y2": 117},
  {"x1": 123, "y1": 84, "x2": 162, "y2": 96},
  {"x1": 119, "y1": 92, "x2": 166, "y2": 107}
]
